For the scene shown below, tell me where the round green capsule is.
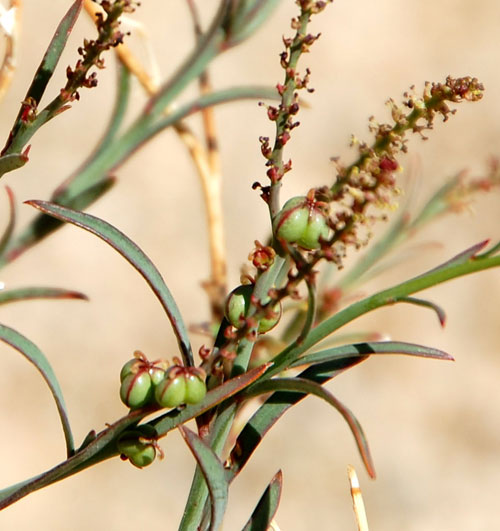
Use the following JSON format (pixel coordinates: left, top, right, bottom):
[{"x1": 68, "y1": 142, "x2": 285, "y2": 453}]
[
  {"x1": 298, "y1": 210, "x2": 330, "y2": 249},
  {"x1": 154, "y1": 372, "x2": 187, "y2": 408},
  {"x1": 274, "y1": 195, "x2": 330, "y2": 250},
  {"x1": 149, "y1": 361, "x2": 168, "y2": 387},
  {"x1": 128, "y1": 444, "x2": 156, "y2": 468},
  {"x1": 117, "y1": 429, "x2": 157, "y2": 468},
  {"x1": 273, "y1": 196, "x2": 309, "y2": 243},
  {"x1": 225, "y1": 285, "x2": 281, "y2": 333},
  {"x1": 184, "y1": 373, "x2": 207, "y2": 405},
  {"x1": 120, "y1": 371, "x2": 153, "y2": 409},
  {"x1": 120, "y1": 358, "x2": 141, "y2": 383}
]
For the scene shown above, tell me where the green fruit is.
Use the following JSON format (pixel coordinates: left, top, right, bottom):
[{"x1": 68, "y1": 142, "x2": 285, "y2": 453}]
[
  {"x1": 120, "y1": 358, "x2": 141, "y2": 382},
  {"x1": 184, "y1": 374, "x2": 207, "y2": 405},
  {"x1": 155, "y1": 372, "x2": 187, "y2": 408},
  {"x1": 298, "y1": 210, "x2": 330, "y2": 249},
  {"x1": 273, "y1": 195, "x2": 330, "y2": 250},
  {"x1": 117, "y1": 429, "x2": 157, "y2": 468},
  {"x1": 129, "y1": 445, "x2": 156, "y2": 468},
  {"x1": 149, "y1": 362, "x2": 168, "y2": 386},
  {"x1": 225, "y1": 285, "x2": 281, "y2": 333},
  {"x1": 273, "y1": 196, "x2": 309, "y2": 243},
  {"x1": 225, "y1": 285, "x2": 252, "y2": 329},
  {"x1": 120, "y1": 371, "x2": 153, "y2": 409}
]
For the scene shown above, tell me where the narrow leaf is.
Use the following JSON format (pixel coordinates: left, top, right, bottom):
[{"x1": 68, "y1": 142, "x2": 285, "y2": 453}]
[
  {"x1": 0, "y1": 287, "x2": 88, "y2": 305},
  {"x1": 179, "y1": 426, "x2": 228, "y2": 531},
  {"x1": 478, "y1": 239, "x2": 500, "y2": 258},
  {"x1": 246, "y1": 377, "x2": 376, "y2": 478},
  {"x1": 395, "y1": 296, "x2": 446, "y2": 326},
  {"x1": 0, "y1": 323, "x2": 74, "y2": 457},
  {"x1": 0, "y1": 152, "x2": 29, "y2": 178},
  {"x1": 291, "y1": 340, "x2": 454, "y2": 368},
  {"x1": 0, "y1": 177, "x2": 115, "y2": 266},
  {"x1": 27, "y1": 200, "x2": 194, "y2": 366},
  {"x1": 24, "y1": 0, "x2": 83, "y2": 105},
  {"x1": 149, "y1": 85, "x2": 279, "y2": 139},
  {"x1": 0, "y1": 405, "x2": 150, "y2": 509},
  {"x1": 0, "y1": 186, "x2": 15, "y2": 255},
  {"x1": 421, "y1": 240, "x2": 489, "y2": 276},
  {"x1": 242, "y1": 470, "x2": 283, "y2": 531},
  {"x1": 228, "y1": 356, "x2": 365, "y2": 480}
]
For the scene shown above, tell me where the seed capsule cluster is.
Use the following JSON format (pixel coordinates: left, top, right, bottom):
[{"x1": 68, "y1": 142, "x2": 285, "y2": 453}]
[{"x1": 119, "y1": 351, "x2": 207, "y2": 410}]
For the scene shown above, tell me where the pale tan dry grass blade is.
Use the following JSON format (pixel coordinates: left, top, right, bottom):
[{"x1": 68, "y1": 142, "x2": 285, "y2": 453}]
[
  {"x1": 348, "y1": 464, "x2": 369, "y2": 531},
  {"x1": 0, "y1": 0, "x2": 22, "y2": 103}
]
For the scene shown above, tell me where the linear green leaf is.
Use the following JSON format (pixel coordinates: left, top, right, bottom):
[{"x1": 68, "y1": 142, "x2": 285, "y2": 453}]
[
  {"x1": 246, "y1": 377, "x2": 376, "y2": 478},
  {"x1": 242, "y1": 470, "x2": 283, "y2": 531},
  {"x1": 27, "y1": 200, "x2": 194, "y2": 366},
  {"x1": 394, "y1": 296, "x2": 446, "y2": 326},
  {"x1": 0, "y1": 152, "x2": 30, "y2": 179},
  {"x1": 228, "y1": 356, "x2": 364, "y2": 481},
  {"x1": 178, "y1": 426, "x2": 229, "y2": 531},
  {"x1": 291, "y1": 340, "x2": 453, "y2": 368},
  {"x1": 24, "y1": 0, "x2": 83, "y2": 106},
  {"x1": 0, "y1": 323, "x2": 74, "y2": 457},
  {"x1": 0, "y1": 186, "x2": 15, "y2": 255},
  {"x1": 0, "y1": 286, "x2": 87, "y2": 305},
  {"x1": 0, "y1": 405, "x2": 149, "y2": 509},
  {"x1": 0, "y1": 177, "x2": 115, "y2": 267}
]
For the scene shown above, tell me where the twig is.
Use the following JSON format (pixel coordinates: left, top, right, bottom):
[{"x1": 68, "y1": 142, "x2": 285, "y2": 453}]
[
  {"x1": 186, "y1": 0, "x2": 226, "y2": 320},
  {"x1": 0, "y1": 0, "x2": 22, "y2": 103},
  {"x1": 84, "y1": 0, "x2": 227, "y2": 321}
]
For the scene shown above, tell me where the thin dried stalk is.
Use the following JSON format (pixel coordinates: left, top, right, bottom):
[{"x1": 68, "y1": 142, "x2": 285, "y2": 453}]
[
  {"x1": 83, "y1": 0, "x2": 227, "y2": 321},
  {"x1": 348, "y1": 464, "x2": 369, "y2": 531},
  {"x1": 0, "y1": 0, "x2": 22, "y2": 103}
]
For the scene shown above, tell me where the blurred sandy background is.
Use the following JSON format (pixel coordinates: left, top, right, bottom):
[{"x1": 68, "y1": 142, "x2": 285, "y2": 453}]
[{"x1": 0, "y1": 1, "x2": 499, "y2": 529}]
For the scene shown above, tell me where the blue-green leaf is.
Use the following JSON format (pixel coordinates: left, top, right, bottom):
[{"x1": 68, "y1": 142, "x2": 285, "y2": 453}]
[
  {"x1": 27, "y1": 200, "x2": 194, "y2": 366},
  {"x1": 0, "y1": 323, "x2": 74, "y2": 457},
  {"x1": 291, "y1": 340, "x2": 453, "y2": 368},
  {"x1": 0, "y1": 287, "x2": 87, "y2": 305},
  {"x1": 178, "y1": 426, "x2": 228, "y2": 531},
  {"x1": 25, "y1": 0, "x2": 83, "y2": 106},
  {"x1": 246, "y1": 377, "x2": 375, "y2": 478},
  {"x1": 228, "y1": 356, "x2": 364, "y2": 481},
  {"x1": 242, "y1": 470, "x2": 283, "y2": 531},
  {"x1": 0, "y1": 152, "x2": 29, "y2": 179},
  {"x1": 0, "y1": 186, "x2": 15, "y2": 255}
]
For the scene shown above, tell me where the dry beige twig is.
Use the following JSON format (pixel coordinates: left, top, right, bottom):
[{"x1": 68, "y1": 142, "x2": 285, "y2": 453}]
[
  {"x1": 0, "y1": 0, "x2": 22, "y2": 103},
  {"x1": 348, "y1": 464, "x2": 369, "y2": 531},
  {"x1": 83, "y1": 0, "x2": 227, "y2": 321}
]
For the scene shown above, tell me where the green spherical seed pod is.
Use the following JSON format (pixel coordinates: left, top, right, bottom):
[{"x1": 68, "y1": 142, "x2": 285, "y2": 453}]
[
  {"x1": 117, "y1": 426, "x2": 158, "y2": 457},
  {"x1": 298, "y1": 211, "x2": 330, "y2": 250},
  {"x1": 120, "y1": 371, "x2": 153, "y2": 409},
  {"x1": 150, "y1": 364, "x2": 168, "y2": 387},
  {"x1": 258, "y1": 301, "x2": 282, "y2": 333},
  {"x1": 117, "y1": 431, "x2": 143, "y2": 457},
  {"x1": 128, "y1": 444, "x2": 156, "y2": 468},
  {"x1": 120, "y1": 358, "x2": 141, "y2": 382},
  {"x1": 225, "y1": 285, "x2": 252, "y2": 329},
  {"x1": 273, "y1": 196, "x2": 309, "y2": 244},
  {"x1": 155, "y1": 373, "x2": 187, "y2": 408},
  {"x1": 184, "y1": 374, "x2": 207, "y2": 405}
]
